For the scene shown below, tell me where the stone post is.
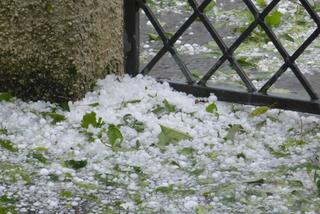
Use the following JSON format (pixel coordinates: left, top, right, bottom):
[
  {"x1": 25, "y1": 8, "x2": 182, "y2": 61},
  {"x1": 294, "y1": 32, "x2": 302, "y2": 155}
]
[{"x1": 0, "y1": 0, "x2": 123, "y2": 102}]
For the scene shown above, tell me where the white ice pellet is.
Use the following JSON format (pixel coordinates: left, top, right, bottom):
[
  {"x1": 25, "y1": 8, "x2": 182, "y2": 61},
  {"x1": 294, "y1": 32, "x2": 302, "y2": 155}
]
[
  {"x1": 184, "y1": 200, "x2": 198, "y2": 209},
  {"x1": 39, "y1": 168, "x2": 50, "y2": 176},
  {"x1": 33, "y1": 201, "x2": 41, "y2": 207},
  {"x1": 48, "y1": 200, "x2": 58, "y2": 208},
  {"x1": 71, "y1": 201, "x2": 78, "y2": 207},
  {"x1": 20, "y1": 208, "x2": 28, "y2": 213}
]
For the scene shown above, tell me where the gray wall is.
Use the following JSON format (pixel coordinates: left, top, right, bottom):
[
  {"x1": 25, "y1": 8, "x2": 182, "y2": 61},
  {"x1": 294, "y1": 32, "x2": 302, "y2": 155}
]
[{"x1": 0, "y1": 0, "x2": 123, "y2": 102}]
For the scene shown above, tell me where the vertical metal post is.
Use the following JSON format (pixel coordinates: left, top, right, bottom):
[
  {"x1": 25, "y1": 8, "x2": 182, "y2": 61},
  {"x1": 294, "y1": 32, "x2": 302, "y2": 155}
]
[{"x1": 124, "y1": 0, "x2": 140, "y2": 76}]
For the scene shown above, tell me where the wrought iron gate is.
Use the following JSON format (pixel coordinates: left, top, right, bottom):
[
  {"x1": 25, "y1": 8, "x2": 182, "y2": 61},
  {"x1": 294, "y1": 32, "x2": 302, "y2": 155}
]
[{"x1": 124, "y1": 0, "x2": 320, "y2": 114}]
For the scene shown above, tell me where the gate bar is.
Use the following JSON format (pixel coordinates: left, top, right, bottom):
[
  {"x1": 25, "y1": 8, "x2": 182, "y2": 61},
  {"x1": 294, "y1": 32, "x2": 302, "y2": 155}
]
[
  {"x1": 123, "y1": 0, "x2": 320, "y2": 115},
  {"x1": 124, "y1": 0, "x2": 140, "y2": 76},
  {"x1": 165, "y1": 81, "x2": 320, "y2": 115}
]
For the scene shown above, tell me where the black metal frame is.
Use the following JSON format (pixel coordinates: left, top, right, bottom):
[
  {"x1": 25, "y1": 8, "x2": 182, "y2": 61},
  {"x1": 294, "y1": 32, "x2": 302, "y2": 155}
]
[{"x1": 124, "y1": 0, "x2": 320, "y2": 114}]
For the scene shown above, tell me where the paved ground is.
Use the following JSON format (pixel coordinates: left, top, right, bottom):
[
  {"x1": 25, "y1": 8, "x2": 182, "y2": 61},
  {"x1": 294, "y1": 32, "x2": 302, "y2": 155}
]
[{"x1": 139, "y1": 0, "x2": 320, "y2": 99}]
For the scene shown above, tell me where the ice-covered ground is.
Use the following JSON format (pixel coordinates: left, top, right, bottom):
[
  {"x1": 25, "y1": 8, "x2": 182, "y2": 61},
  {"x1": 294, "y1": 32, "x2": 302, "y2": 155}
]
[{"x1": 0, "y1": 75, "x2": 320, "y2": 213}]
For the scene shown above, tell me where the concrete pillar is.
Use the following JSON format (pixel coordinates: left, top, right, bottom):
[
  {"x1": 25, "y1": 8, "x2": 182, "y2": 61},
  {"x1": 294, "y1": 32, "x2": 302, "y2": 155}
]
[{"x1": 0, "y1": 0, "x2": 123, "y2": 102}]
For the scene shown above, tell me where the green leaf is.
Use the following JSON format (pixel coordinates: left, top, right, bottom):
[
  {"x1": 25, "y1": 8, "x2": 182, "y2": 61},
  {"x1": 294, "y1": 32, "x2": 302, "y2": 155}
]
[
  {"x1": 267, "y1": 115, "x2": 280, "y2": 122},
  {"x1": 59, "y1": 102, "x2": 70, "y2": 112},
  {"x1": 107, "y1": 124, "x2": 124, "y2": 151},
  {"x1": 129, "y1": 193, "x2": 142, "y2": 205},
  {"x1": 0, "y1": 195, "x2": 17, "y2": 203},
  {"x1": 157, "y1": 125, "x2": 192, "y2": 149},
  {"x1": 80, "y1": 194, "x2": 100, "y2": 202},
  {"x1": 88, "y1": 102, "x2": 99, "y2": 107},
  {"x1": 280, "y1": 138, "x2": 308, "y2": 151},
  {"x1": 81, "y1": 111, "x2": 95, "y2": 128},
  {"x1": 264, "y1": 143, "x2": 290, "y2": 158},
  {"x1": 204, "y1": 0, "x2": 216, "y2": 13},
  {"x1": 249, "y1": 106, "x2": 270, "y2": 117},
  {"x1": 178, "y1": 147, "x2": 197, "y2": 156},
  {"x1": 191, "y1": 70, "x2": 202, "y2": 80},
  {"x1": 120, "y1": 99, "x2": 141, "y2": 108},
  {"x1": 266, "y1": 10, "x2": 282, "y2": 27},
  {"x1": 81, "y1": 130, "x2": 95, "y2": 143},
  {"x1": 236, "y1": 152, "x2": 246, "y2": 159},
  {"x1": 256, "y1": 120, "x2": 267, "y2": 129},
  {"x1": 122, "y1": 114, "x2": 146, "y2": 133},
  {"x1": 59, "y1": 191, "x2": 73, "y2": 198},
  {"x1": 165, "y1": 32, "x2": 174, "y2": 38},
  {"x1": 224, "y1": 124, "x2": 245, "y2": 141},
  {"x1": 246, "y1": 178, "x2": 265, "y2": 185},
  {"x1": 314, "y1": 2, "x2": 320, "y2": 12},
  {"x1": 196, "y1": 205, "x2": 214, "y2": 214},
  {"x1": 0, "y1": 128, "x2": 8, "y2": 135},
  {"x1": 196, "y1": 206, "x2": 207, "y2": 214},
  {"x1": 151, "y1": 105, "x2": 166, "y2": 114},
  {"x1": 156, "y1": 184, "x2": 174, "y2": 193},
  {"x1": 33, "y1": 147, "x2": 49, "y2": 152},
  {"x1": 206, "y1": 102, "x2": 218, "y2": 113},
  {"x1": 256, "y1": 0, "x2": 267, "y2": 7},
  {"x1": 315, "y1": 171, "x2": 320, "y2": 195},
  {"x1": 206, "y1": 102, "x2": 219, "y2": 118},
  {"x1": 76, "y1": 182, "x2": 98, "y2": 190},
  {"x1": 0, "y1": 139, "x2": 17, "y2": 152},
  {"x1": 94, "y1": 173, "x2": 122, "y2": 187},
  {"x1": 48, "y1": 173, "x2": 59, "y2": 182},
  {"x1": 237, "y1": 57, "x2": 257, "y2": 68},
  {"x1": 281, "y1": 33, "x2": 295, "y2": 42},
  {"x1": 190, "y1": 168, "x2": 205, "y2": 176},
  {"x1": 0, "y1": 92, "x2": 14, "y2": 102},
  {"x1": 206, "y1": 151, "x2": 218, "y2": 160},
  {"x1": 287, "y1": 180, "x2": 304, "y2": 188},
  {"x1": 168, "y1": 160, "x2": 181, "y2": 168},
  {"x1": 0, "y1": 206, "x2": 17, "y2": 214},
  {"x1": 148, "y1": 32, "x2": 174, "y2": 41},
  {"x1": 64, "y1": 172, "x2": 73, "y2": 180},
  {"x1": 81, "y1": 112, "x2": 105, "y2": 129},
  {"x1": 0, "y1": 162, "x2": 32, "y2": 184},
  {"x1": 163, "y1": 99, "x2": 176, "y2": 113},
  {"x1": 101, "y1": 206, "x2": 117, "y2": 214},
  {"x1": 30, "y1": 153, "x2": 48, "y2": 164},
  {"x1": 64, "y1": 160, "x2": 87, "y2": 170},
  {"x1": 271, "y1": 150, "x2": 290, "y2": 158},
  {"x1": 43, "y1": 112, "x2": 66, "y2": 124},
  {"x1": 133, "y1": 166, "x2": 145, "y2": 176},
  {"x1": 132, "y1": 166, "x2": 149, "y2": 187},
  {"x1": 148, "y1": 33, "x2": 160, "y2": 41}
]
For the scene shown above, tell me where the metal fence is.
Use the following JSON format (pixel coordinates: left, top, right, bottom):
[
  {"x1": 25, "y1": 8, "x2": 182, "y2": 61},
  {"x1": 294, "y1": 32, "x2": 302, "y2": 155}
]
[{"x1": 124, "y1": 0, "x2": 320, "y2": 114}]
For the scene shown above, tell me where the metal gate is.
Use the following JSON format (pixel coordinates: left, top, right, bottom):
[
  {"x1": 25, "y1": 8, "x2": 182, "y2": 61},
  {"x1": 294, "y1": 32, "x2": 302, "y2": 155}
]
[{"x1": 124, "y1": 0, "x2": 320, "y2": 114}]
